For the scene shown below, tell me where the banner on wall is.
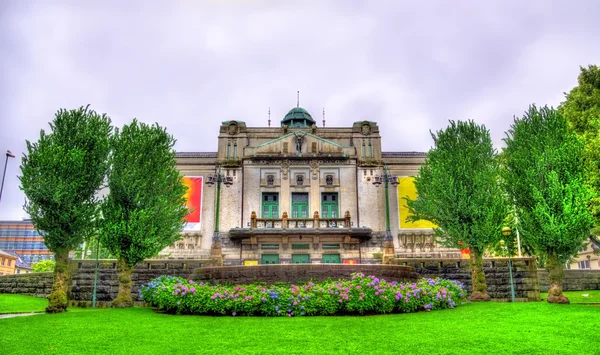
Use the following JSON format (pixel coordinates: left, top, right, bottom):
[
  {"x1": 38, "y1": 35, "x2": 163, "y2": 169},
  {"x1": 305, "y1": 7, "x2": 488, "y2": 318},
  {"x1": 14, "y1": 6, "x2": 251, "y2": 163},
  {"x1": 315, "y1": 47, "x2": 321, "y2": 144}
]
[
  {"x1": 396, "y1": 177, "x2": 438, "y2": 229},
  {"x1": 182, "y1": 176, "x2": 203, "y2": 231}
]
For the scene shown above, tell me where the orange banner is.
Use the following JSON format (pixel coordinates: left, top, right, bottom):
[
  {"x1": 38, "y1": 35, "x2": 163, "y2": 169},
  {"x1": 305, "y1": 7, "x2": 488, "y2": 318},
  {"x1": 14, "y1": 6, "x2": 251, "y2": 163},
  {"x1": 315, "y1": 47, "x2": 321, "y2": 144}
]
[{"x1": 182, "y1": 176, "x2": 203, "y2": 226}]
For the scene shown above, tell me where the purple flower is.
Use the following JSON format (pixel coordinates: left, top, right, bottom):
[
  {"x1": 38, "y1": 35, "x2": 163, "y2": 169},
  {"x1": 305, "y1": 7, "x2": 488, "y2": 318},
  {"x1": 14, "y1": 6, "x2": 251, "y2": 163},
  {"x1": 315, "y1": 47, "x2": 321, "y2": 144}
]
[{"x1": 232, "y1": 312, "x2": 237, "y2": 316}]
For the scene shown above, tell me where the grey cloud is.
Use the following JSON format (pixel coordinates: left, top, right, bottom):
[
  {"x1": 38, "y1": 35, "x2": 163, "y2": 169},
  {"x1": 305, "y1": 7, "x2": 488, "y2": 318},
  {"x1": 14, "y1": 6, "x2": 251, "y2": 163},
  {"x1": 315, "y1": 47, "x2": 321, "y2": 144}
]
[{"x1": 1, "y1": 0, "x2": 599, "y2": 219}]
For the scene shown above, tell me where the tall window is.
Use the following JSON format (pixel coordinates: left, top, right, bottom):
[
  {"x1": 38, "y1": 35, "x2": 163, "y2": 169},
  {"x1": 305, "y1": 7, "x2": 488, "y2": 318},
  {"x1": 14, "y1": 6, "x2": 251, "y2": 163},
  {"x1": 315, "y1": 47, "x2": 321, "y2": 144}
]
[
  {"x1": 578, "y1": 260, "x2": 591, "y2": 269},
  {"x1": 262, "y1": 193, "x2": 279, "y2": 218},
  {"x1": 291, "y1": 193, "x2": 309, "y2": 218},
  {"x1": 321, "y1": 193, "x2": 338, "y2": 218}
]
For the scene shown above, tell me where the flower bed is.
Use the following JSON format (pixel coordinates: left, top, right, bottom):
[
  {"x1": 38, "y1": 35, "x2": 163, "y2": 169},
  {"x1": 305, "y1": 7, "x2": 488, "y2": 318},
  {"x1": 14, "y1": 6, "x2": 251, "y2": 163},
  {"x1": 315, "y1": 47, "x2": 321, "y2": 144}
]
[{"x1": 140, "y1": 273, "x2": 467, "y2": 316}]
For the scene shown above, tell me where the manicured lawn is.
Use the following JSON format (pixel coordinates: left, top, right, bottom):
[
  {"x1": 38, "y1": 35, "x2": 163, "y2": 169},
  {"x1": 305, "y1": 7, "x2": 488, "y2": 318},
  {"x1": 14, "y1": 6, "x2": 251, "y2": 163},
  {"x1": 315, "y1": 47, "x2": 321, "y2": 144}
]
[
  {"x1": 0, "y1": 294, "x2": 47, "y2": 314},
  {"x1": 540, "y1": 290, "x2": 600, "y2": 304},
  {"x1": 0, "y1": 299, "x2": 599, "y2": 354}
]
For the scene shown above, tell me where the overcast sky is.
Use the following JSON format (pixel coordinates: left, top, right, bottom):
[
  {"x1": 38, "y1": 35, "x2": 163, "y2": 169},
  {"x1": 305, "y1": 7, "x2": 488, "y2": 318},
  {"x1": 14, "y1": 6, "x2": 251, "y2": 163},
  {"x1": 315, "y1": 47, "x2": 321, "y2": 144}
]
[{"x1": 1, "y1": 0, "x2": 599, "y2": 220}]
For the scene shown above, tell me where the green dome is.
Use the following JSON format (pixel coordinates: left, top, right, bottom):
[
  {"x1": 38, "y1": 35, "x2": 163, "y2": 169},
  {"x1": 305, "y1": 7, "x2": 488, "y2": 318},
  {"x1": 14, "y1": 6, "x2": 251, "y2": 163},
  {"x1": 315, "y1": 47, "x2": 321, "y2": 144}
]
[{"x1": 281, "y1": 107, "x2": 315, "y2": 128}]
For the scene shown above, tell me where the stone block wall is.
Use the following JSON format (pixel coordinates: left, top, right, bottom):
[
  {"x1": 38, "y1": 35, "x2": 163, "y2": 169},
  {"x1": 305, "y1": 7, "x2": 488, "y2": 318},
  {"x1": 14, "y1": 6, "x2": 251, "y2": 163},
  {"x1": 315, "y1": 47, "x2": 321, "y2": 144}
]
[
  {"x1": 193, "y1": 264, "x2": 420, "y2": 285},
  {"x1": 68, "y1": 259, "x2": 216, "y2": 306},
  {"x1": 0, "y1": 259, "x2": 217, "y2": 306},
  {"x1": 390, "y1": 257, "x2": 540, "y2": 301},
  {"x1": 538, "y1": 269, "x2": 600, "y2": 292},
  {"x1": 0, "y1": 272, "x2": 53, "y2": 297}
]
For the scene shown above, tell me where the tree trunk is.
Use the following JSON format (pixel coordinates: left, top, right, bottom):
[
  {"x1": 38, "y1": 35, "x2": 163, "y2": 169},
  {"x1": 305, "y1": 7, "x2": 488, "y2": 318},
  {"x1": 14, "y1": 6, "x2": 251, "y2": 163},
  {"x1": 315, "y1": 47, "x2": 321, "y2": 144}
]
[
  {"x1": 546, "y1": 251, "x2": 569, "y2": 304},
  {"x1": 112, "y1": 257, "x2": 135, "y2": 308},
  {"x1": 469, "y1": 248, "x2": 491, "y2": 301},
  {"x1": 46, "y1": 248, "x2": 70, "y2": 313}
]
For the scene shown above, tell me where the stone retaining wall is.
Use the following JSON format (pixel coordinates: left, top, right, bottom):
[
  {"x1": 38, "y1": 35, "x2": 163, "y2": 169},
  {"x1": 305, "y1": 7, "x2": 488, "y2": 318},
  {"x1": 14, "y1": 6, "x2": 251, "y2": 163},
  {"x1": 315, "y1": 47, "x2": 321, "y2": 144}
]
[
  {"x1": 1, "y1": 257, "x2": 547, "y2": 304},
  {"x1": 193, "y1": 264, "x2": 420, "y2": 285},
  {"x1": 0, "y1": 272, "x2": 53, "y2": 298},
  {"x1": 538, "y1": 269, "x2": 600, "y2": 292},
  {"x1": 390, "y1": 257, "x2": 540, "y2": 301},
  {"x1": 68, "y1": 259, "x2": 216, "y2": 306}
]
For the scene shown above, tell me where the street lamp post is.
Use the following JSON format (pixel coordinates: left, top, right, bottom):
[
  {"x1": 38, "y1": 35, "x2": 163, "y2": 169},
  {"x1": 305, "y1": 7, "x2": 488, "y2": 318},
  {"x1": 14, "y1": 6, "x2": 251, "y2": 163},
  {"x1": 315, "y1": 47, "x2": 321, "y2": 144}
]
[
  {"x1": 501, "y1": 226, "x2": 516, "y2": 302},
  {"x1": 372, "y1": 164, "x2": 398, "y2": 264},
  {"x1": 0, "y1": 150, "x2": 16, "y2": 204},
  {"x1": 205, "y1": 166, "x2": 234, "y2": 265}
]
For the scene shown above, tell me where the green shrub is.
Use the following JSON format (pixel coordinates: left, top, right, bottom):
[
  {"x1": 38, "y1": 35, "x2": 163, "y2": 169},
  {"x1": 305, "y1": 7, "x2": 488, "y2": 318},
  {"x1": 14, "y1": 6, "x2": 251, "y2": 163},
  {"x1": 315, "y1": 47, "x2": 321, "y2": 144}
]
[{"x1": 140, "y1": 273, "x2": 467, "y2": 317}]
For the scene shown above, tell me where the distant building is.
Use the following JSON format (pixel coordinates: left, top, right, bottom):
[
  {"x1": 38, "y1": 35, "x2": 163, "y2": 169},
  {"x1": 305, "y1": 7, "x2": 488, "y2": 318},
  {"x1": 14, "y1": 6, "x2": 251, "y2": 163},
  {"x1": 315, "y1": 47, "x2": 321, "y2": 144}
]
[
  {"x1": 568, "y1": 237, "x2": 600, "y2": 270},
  {"x1": 3, "y1": 250, "x2": 33, "y2": 274},
  {"x1": 0, "y1": 220, "x2": 54, "y2": 264},
  {"x1": 0, "y1": 249, "x2": 17, "y2": 275}
]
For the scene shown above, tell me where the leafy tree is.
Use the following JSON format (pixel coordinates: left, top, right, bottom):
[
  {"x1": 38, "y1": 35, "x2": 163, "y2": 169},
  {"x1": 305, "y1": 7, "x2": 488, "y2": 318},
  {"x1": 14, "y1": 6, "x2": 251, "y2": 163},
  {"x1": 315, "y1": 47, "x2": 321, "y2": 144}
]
[
  {"x1": 559, "y1": 65, "x2": 600, "y2": 242},
  {"x1": 31, "y1": 260, "x2": 55, "y2": 273},
  {"x1": 20, "y1": 106, "x2": 112, "y2": 313},
  {"x1": 502, "y1": 105, "x2": 594, "y2": 303},
  {"x1": 99, "y1": 119, "x2": 188, "y2": 308},
  {"x1": 406, "y1": 120, "x2": 508, "y2": 301}
]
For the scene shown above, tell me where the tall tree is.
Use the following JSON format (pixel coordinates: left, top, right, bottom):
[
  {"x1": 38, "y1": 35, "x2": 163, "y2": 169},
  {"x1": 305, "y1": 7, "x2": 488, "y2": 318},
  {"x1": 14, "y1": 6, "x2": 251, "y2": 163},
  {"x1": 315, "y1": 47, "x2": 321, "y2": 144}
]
[
  {"x1": 407, "y1": 120, "x2": 508, "y2": 301},
  {"x1": 502, "y1": 105, "x2": 594, "y2": 303},
  {"x1": 20, "y1": 106, "x2": 112, "y2": 313},
  {"x1": 99, "y1": 119, "x2": 188, "y2": 308},
  {"x1": 559, "y1": 65, "x2": 600, "y2": 241}
]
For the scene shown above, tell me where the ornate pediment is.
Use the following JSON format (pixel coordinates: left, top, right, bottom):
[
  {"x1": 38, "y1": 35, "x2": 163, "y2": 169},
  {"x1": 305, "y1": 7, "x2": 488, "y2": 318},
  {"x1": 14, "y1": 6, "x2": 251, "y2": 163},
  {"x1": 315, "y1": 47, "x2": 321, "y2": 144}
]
[{"x1": 251, "y1": 132, "x2": 347, "y2": 156}]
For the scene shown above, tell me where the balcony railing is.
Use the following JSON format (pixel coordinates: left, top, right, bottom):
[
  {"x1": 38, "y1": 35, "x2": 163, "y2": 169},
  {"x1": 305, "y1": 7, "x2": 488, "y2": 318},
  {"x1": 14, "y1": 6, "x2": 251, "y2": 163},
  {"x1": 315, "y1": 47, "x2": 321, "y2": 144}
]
[{"x1": 250, "y1": 211, "x2": 352, "y2": 229}]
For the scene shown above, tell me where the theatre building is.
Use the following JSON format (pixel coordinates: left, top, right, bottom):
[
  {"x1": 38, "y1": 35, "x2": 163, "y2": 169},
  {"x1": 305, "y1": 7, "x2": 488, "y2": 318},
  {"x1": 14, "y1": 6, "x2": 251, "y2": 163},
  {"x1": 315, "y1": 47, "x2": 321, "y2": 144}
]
[{"x1": 162, "y1": 106, "x2": 459, "y2": 265}]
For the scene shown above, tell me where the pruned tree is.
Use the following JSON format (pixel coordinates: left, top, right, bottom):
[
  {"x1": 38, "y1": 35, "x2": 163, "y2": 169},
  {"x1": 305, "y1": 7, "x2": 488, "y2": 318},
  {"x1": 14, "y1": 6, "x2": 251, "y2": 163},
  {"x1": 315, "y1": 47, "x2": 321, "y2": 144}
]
[
  {"x1": 407, "y1": 120, "x2": 508, "y2": 301},
  {"x1": 559, "y1": 65, "x2": 600, "y2": 242},
  {"x1": 502, "y1": 105, "x2": 594, "y2": 303},
  {"x1": 20, "y1": 106, "x2": 112, "y2": 313},
  {"x1": 99, "y1": 119, "x2": 188, "y2": 308}
]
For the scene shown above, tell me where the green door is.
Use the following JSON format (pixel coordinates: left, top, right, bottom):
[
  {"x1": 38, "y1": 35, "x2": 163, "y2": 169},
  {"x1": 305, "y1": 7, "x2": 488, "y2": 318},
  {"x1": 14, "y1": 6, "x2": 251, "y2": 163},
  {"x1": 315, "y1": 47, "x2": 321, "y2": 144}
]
[
  {"x1": 292, "y1": 254, "x2": 310, "y2": 264},
  {"x1": 262, "y1": 193, "x2": 279, "y2": 218},
  {"x1": 261, "y1": 254, "x2": 280, "y2": 264},
  {"x1": 322, "y1": 254, "x2": 341, "y2": 264},
  {"x1": 291, "y1": 193, "x2": 309, "y2": 218},
  {"x1": 321, "y1": 193, "x2": 339, "y2": 218}
]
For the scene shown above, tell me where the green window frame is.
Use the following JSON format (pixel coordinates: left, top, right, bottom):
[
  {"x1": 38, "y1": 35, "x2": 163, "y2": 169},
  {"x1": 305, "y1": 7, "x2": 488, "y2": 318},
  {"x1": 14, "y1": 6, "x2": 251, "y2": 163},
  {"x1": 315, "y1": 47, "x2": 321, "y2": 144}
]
[
  {"x1": 321, "y1": 193, "x2": 338, "y2": 218},
  {"x1": 262, "y1": 193, "x2": 279, "y2": 218},
  {"x1": 291, "y1": 193, "x2": 309, "y2": 218}
]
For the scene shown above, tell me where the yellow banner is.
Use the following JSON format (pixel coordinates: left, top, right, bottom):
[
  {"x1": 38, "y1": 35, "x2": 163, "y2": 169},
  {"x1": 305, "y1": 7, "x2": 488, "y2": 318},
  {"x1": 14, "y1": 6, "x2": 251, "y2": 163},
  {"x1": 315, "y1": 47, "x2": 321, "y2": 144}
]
[{"x1": 397, "y1": 177, "x2": 437, "y2": 229}]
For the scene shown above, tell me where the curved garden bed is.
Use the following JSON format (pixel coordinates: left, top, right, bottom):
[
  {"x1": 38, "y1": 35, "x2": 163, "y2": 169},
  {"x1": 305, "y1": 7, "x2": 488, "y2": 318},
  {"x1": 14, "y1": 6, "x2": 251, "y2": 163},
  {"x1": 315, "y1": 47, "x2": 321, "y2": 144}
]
[{"x1": 140, "y1": 273, "x2": 467, "y2": 316}]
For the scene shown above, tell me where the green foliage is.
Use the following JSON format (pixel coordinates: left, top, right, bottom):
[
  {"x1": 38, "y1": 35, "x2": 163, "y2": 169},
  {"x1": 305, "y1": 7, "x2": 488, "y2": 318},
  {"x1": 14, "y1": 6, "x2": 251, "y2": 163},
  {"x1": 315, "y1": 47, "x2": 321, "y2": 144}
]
[
  {"x1": 19, "y1": 106, "x2": 112, "y2": 252},
  {"x1": 31, "y1": 260, "x2": 55, "y2": 273},
  {"x1": 560, "y1": 65, "x2": 600, "y2": 136},
  {"x1": 559, "y1": 64, "x2": 600, "y2": 234},
  {"x1": 99, "y1": 119, "x2": 188, "y2": 267},
  {"x1": 502, "y1": 105, "x2": 594, "y2": 264},
  {"x1": 140, "y1": 273, "x2": 467, "y2": 316},
  {"x1": 406, "y1": 120, "x2": 508, "y2": 253}
]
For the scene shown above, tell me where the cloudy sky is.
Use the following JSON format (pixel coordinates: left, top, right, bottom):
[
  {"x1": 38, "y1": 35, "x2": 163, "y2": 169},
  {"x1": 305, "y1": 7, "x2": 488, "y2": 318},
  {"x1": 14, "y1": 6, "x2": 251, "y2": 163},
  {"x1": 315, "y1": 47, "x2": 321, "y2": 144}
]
[{"x1": 0, "y1": 0, "x2": 598, "y2": 220}]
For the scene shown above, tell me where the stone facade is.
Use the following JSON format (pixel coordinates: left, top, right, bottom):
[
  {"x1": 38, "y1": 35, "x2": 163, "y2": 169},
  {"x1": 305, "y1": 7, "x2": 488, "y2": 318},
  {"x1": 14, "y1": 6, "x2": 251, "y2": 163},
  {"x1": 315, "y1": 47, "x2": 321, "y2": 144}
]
[
  {"x1": 162, "y1": 108, "x2": 460, "y2": 265},
  {"x1": 390, "y1": 257, "x2": 541, "y2": 301}
]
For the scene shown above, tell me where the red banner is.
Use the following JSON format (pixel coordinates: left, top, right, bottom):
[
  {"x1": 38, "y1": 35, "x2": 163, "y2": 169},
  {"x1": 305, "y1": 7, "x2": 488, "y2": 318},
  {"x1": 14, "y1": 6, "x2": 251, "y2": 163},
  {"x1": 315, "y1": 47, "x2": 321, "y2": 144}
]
[{"x1": 182, "y1": 176, "x2": 203, "y2": 226}]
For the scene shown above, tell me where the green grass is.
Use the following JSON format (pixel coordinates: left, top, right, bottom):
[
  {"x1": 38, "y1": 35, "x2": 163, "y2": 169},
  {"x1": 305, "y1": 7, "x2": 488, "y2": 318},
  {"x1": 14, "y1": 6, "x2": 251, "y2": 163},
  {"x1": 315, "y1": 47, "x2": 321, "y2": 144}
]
[
  {"x1": 0, "y1": 297, "x2": 599, "y2": 354},
  {"x1": 540, "y1": 290, "x2": 600, "y2": 303},
  {"x1": 0, "y1": 294, "x2": 47, "y2": 314}
]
